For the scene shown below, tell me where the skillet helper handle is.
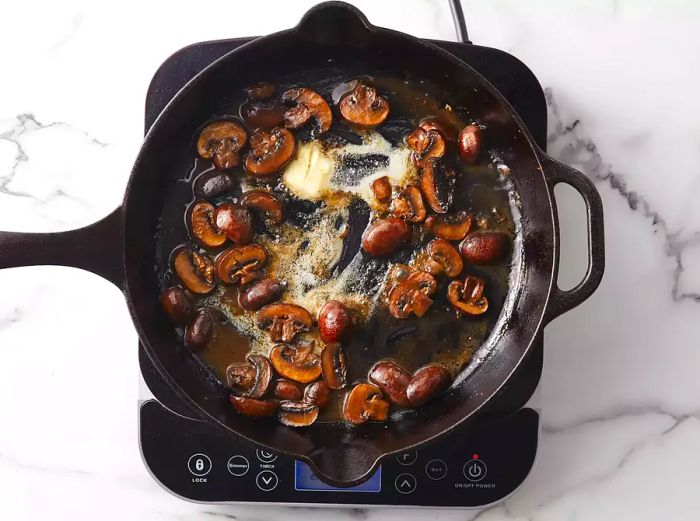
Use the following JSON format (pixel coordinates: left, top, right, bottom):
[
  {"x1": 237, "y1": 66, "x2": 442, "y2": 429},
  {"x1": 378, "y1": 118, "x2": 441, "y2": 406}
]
[
  {"x1": 0, "y1": 207, "x2": 124, "y2": 289},
  {"x1": 540, "y1": 155, "x2": 605, "y2": 323}
]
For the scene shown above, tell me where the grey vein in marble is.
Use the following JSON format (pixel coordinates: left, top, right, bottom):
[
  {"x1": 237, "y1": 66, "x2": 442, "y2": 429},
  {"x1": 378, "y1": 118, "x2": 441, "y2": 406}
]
[{"x1": 545, "y1": 88, "x2": 700, "y2": 303}]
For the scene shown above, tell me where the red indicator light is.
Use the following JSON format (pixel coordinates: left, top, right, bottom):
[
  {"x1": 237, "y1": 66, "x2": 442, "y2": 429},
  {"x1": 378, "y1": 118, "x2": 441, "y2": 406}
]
[{"x1": 472, "y1": 454, "x2": 479, "y2": 460}]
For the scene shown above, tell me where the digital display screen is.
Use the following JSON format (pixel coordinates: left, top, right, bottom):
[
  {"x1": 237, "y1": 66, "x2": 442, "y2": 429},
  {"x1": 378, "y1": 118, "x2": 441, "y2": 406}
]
[{"x1": 294, "y1": 462, "x2": 382, "y2": 492}]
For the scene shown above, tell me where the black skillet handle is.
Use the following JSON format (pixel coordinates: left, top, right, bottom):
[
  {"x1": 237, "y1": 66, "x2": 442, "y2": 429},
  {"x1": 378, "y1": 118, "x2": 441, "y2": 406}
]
[
  {"x1": 0, "y1": 207, "x2": 124, "y2": 289},
  {"x1": 539, "y1": 154, "x2": 605, "y2": 323}
]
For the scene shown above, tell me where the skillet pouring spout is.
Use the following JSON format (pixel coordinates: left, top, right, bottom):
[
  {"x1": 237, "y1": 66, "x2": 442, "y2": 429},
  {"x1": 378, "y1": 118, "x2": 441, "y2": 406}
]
[{"x1": 305, "y1": 443, "x2": 383, "y2": 488}]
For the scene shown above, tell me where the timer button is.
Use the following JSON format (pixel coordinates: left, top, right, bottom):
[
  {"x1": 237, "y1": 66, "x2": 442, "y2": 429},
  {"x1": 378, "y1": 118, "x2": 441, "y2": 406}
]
[
  {"x1": 256, "y1": 449, "x2": 278, "y2": 463},
  {"x1": 187, "y1": 453, "x2": 212, "y2": 476},
  {"x1": 463, "y1": 458, "x2": 487, "y2": 482}
]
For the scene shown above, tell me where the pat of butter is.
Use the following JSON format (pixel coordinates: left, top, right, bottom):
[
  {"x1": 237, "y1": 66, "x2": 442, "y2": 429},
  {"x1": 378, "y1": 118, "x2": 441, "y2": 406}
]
[{"x1": 282, "y1": 141, "x2": 335, "y2": 200}]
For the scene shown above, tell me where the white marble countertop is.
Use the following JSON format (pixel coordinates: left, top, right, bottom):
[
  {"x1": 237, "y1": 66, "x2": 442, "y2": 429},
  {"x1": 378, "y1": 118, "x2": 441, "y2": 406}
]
[{"x1": 1, "y1": 0, "x2": 699, "y2": 519}]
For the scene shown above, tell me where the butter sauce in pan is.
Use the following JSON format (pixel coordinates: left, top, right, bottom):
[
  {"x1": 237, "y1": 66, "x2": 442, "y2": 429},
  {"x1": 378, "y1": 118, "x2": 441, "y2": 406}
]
[{"x1": 157, "y1": 75, "x2": 515, "y2": 427}]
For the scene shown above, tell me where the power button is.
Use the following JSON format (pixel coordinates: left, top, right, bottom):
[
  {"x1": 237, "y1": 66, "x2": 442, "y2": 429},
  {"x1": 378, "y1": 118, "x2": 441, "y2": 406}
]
[{"x1": 463, "y1": 458, "x2": 487, "y2": 482}]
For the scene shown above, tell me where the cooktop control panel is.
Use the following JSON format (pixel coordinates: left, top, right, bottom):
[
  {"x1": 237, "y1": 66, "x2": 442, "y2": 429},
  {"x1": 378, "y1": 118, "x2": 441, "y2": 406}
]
[{"x1": 140, "y1": 400, "x2": 538, "y2": 506}]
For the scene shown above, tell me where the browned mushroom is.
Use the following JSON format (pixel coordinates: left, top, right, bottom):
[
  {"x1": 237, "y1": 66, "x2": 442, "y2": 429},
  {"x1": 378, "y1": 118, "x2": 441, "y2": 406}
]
[
  {"x1": 244, "y1": 82, "x2": 276, "y2": 101},
  {"x1": 304, "y1": 380, "x2": 331, "y2": 408},
  {"x1": 214, "y1": 203, "x2": 254, "y2": 245},
  {"x1": 321, "y1": 342, "x2": 347, "y2": 390},
  {"x1": 318, "y1": 300, "x2": 356, "y2": 343},
  {"x1": 458, "y1": 124, "x2": 482, "y2": 164},
  {"x1": 257, "y1": 303, "x2": 313, "y2": 343},
  {"x1": 173, "y1": 248, "x2": 215, "y2": 294},
  {"x1": 361, "y1": 217, "x2": 410, "y2": 258},
  {"x1": 226, "y1": 363, "x2": 256, "y2": 392},
  {"x1": 387, "y1": 271, "x2": 437, "y2": 319},
  {"x1": 240, "y1": 190, "x2": 284, "y2": 224},
  {"x1": 278, "y1": 401, "x2": 320, "y2": 427},
  {"x1": 215, "y1": 244, "x2": 267, "y2": 286},
  {"x1": 425, "y1": 239, "x2": 463, "y2": 277},
  {"x1": 368, "y1": 360, "x2": 412, "y2": 407},
  {"x1": 425, "y1": 211, "x2": 473, "y2": 241},
  {"x1": 447, "y1": 275, "x2": 489, "y2": 316},
  {"x1": 244, "y1": 127, "x2": 297, "y2": 176},
  {"x1": 184, "y1": 309, "x2": 214, "y2": 351},
  {"x1": 269, "y1": 343, "x2": 321, "y2": 383},
  {"x1": 241, "y1": 99, "x2": 286, "y2": 130},
  {"x1": 238, "y1": 278, "x2": 284, "y2": 311},
  {"x1": 282, "y1": 88, "x2": 332, "y2": 133},
  {"x1": 370, "y1": 176, "x2": 392, "y2": 202},
  {"x1": 459, "y1": 232, "x2": 509, "y2": 264},
  {"x1": 420, "y1": 159, "x2": 455, "y2": 214},
  {"x1": 406, "y1": 365, "x2": 452, "y2": 406},
  {"x1": 406, "y1": 127, "x2": 446, "y2": 168},
  {"x1": 189, "y1": 201, "x2": 226, "y2": 248},
  {"x1": 229, "y1": 395, "x2": 279, "y2": 418},
  {"x1": 160, "y1": 287, "x2": 194, "y2": 324},
  {"x1": 338, "y1": 82, "x2": 389, "y2": 128},
  {"x1": 390, "y1": 185, "x2": 426, "y2": 223},
  {"x1": 273, "y1": 379, "x2": 304, "y2": 401},
  {"x1": 343, "y1": 383, "x2": 390, "y2": 424},
  {"x1": 197, "y1": 121, "x2": 248, "y2": 170},
  {"x1": 419, "y1": 116, "x2": 458, "y2": 142}
]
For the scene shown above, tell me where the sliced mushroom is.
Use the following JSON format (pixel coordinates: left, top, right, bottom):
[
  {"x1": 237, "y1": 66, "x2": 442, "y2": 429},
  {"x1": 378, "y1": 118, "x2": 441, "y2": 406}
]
[
  {"x1": 406, "y1": 127, "x2": 446, "y2": 168},
  {"x1": 173, "y1": 248, "x2": 215, "y2": 294},
  {"x1": 244, "y1": 82, "x2": 276, "y2": 100},
  {"x1": 215, "y1": 244, "x2": 267, "y2": 286},
  {"x1": 278, "y1": 401, "x2": 320, "y2": 427},
  {"x1": 189, "y1": 201, "x2": 227, "y2": 248},
  {"x1": 447, "y1": 275, "x2": 489, "y2": 316},
  {"x1": 406, "y1": 365, "x2": 452, "y2": 406},
  {"x1": 425, "y1": 238, "x2": 463, "y2": 277},
  {"x1": 197, "y1": 121, "x2": 248, "y2": 170},
  {"x1": 425, "y1": 211, "x2": 473, "y2": 241},
  {"x1": 458, "y1": 124, "x2": 482, "y2": 164},
  {"x1": 269, "y1": 343, "x2": 321, "y2": 383},
  {"x1": 361, "y1": 217, "x2": 410, "y2": 258},
  {"x1": 257, "y1": 303, "x2": 313, "y2": 343},
  {"x1": 318, "y1": 300, "x2": 356, "y2": 343},
  {"x1": 421, "y1": 159, "x2": 455, "y2": 214},
  {"x1": 304, "y1": 380, "x2": 331, "y2": 408},
  {"x1": 244, "y1": 127, "x2": 297, "y2": 176},
  {"x1": 160, "y1": 287, "x2": 194, "y2": 324},
  {"x1": 370, "y1": 176, "x2": 392, "y2": 202},
  {"x1": 226, "y1": 363, "x2": 257, "y2": 393},
  {"x1": 321, "y1": 342, "x2": 347, "y2": 390},
  {"x1": 229, "y1": 395, "x2": 279, "y2": 418},
  {"x1": 419, "y1": 116, "x2": 458, "y2": 142},
  {"x1": 343, "y1": 383, "x2": 390, "y2": 424},
  {"x1": 368, "y1": 360, "x2": 412, "y2": 407},
  {"x1": 184, "y1": 309, "x2": 214, "y2": 351},
  {"x1": 282, "y1": 88, "x2": 332, "y2": 133},
  {"x1": 387, "y1": 271, "x2": 437, "y2": 319},
  {"x1": 459, "y1": 232, "x2": 509, "y2": 264},
  {"x1": 390, "y1": 185, "x2": 426, "y2": 223},
  {"x1": 240, "y1": 190, "x2": 284, "y2": 224},
  {"x1": 238, "y1": 278, "x2": 284, "y2": 311},
  {"x1": 338, "y1": 82, "x2": 389, "y2": 128},
  {"x1": 273, "y1": 379, "x2": 304, "y2": 401}
]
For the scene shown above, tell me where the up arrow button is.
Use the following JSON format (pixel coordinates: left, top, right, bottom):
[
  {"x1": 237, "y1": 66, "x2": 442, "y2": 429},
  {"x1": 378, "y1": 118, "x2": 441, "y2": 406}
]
[{"x1": 394, "y1": 473, "x2": 417, "y2": 494}]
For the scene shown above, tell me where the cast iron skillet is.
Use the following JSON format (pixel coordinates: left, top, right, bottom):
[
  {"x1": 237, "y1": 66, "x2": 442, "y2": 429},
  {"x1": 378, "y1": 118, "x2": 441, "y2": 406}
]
[{"x1": 0, "y1": 2, "x2": 604, "y2": 486}]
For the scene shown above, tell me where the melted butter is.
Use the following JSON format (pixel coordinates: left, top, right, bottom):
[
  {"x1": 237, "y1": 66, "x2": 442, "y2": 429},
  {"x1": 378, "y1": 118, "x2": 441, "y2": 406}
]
[{"x1": 282, "y1": 132, "x2": 417, "y2": 207}]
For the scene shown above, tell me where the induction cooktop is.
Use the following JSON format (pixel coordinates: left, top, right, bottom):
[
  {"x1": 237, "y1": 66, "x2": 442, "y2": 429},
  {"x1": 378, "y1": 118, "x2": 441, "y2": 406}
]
[{"x1": 139, "y1": 4, "x2": 547, "y2": 508}]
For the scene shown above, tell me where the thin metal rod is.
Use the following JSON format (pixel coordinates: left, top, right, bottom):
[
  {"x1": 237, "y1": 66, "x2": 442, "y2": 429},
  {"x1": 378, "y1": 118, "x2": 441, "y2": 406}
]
[{"x1": 448, "y1": 0, "x2": 470, "y2": 43}]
